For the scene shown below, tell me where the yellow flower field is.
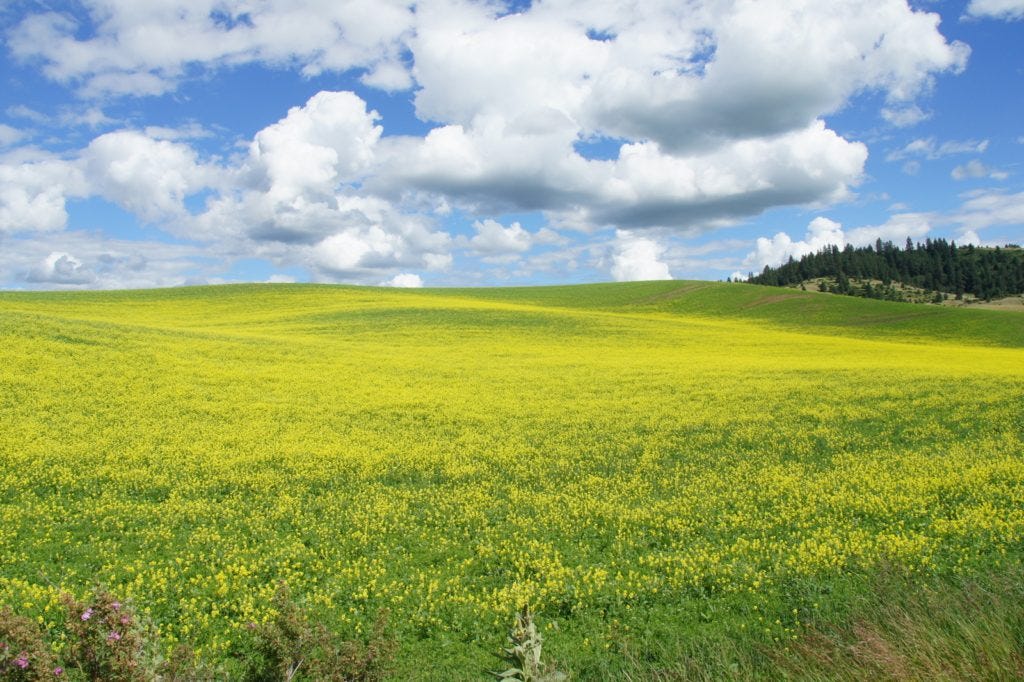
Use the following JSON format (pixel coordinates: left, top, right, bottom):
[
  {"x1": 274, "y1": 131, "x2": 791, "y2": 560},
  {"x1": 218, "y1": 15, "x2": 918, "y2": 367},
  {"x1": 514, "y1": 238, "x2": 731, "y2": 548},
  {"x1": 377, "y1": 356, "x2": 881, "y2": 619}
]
[{"x1": 1, "y1": 282, "x2": 1022, "y2": 677}]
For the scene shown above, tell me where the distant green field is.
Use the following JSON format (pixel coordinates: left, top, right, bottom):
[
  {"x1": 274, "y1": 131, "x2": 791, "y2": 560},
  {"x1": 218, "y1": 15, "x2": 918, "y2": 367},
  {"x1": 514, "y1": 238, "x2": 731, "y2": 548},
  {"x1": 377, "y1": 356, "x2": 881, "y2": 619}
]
[{"x1": 1, "y1": 282, "x2": 1022, "y2": 679}]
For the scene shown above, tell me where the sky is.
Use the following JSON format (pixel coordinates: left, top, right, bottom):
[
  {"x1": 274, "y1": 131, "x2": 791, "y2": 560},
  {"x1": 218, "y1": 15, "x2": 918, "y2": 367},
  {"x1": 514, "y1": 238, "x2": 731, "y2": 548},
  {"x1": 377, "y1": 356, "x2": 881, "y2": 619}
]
[{"x1": 0, "y1": 0, "x2": 1022, "y2": 290}]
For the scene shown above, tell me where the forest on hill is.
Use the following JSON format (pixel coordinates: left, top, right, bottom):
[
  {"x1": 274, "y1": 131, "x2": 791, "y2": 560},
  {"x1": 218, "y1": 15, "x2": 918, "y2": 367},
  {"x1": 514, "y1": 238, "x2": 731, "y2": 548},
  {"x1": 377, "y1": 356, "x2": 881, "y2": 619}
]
[{"x1": 748, "y1": 239, "x2": 1024, "y2": 303}]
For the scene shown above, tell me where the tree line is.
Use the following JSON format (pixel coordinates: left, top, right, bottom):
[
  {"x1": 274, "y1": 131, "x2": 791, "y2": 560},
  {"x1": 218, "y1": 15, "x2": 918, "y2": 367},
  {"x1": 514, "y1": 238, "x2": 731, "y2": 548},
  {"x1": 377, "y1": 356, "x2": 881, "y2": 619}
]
[{"x1": 747, "y1": 238, "x2": 1024, "y2": 302}]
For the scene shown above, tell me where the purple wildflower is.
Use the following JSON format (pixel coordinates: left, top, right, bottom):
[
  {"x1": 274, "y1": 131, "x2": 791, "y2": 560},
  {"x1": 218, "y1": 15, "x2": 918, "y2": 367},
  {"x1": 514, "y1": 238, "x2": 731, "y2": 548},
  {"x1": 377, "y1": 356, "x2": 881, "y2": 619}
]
[
  {"x1": 107, "y1": 631, "x2": 121, "y2": 642},
  {"x1": 14, "y1": 655, "x2": 29, "y2": 669},
  {"x1": 110, "y1": 601, "x2": 121, "y2": 611},
  {"x1": 120, "y1": 614, "x2": 131, "y2": 625},
  {"x1": 81, "y1": 608, "x2": 94, "y2": 621},
  {"x1": 53, "y1": 667, "x2": 64, "y2": 676}
]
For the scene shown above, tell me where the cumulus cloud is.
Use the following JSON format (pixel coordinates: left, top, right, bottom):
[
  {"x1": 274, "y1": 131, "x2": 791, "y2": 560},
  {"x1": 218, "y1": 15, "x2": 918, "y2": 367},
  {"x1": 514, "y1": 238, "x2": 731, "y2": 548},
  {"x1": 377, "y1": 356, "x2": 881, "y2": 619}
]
[
  {"x1": 0, "y1": 155, "x2": 86, "y2": 234},
  {"x1": 465, "y1": 219, "x2": 564, "y2": 261},
  {"x1": 297, "y1": 196, "x2": 452, "y2": 281},
  {"x1": 966, "y1": 0, "x2": 1024, "y2": 20},
  {"x1": 610, "y1": 230, "x2": 673, "y2": 281},
  {"x1": 744, "y1": 192, "x2": 1024, "y2": 274},
  {"x1": 0, "y1": 129, "x2": 214, "y2": 236},
  {"x1": 373, "y1": 117, "x2": 599, "y2": 216},
  {"x1": 577, "y1": 122, "x2": 867, "y2": 229},
  {"x1": 26, "y1": 252, "x2": 95, "y2": 285},
  {"x1": 957, "y1": 229, "x2": 983, "y2": 245},
  {"x1": 0, "y1": 1, "x2": 985, "y2": 288},
  {"x1": 0, "y1": 89, "x2": 455, "y2": 287},
  {"x1": 81, "y1": 131, "x2": 215, "y2": 222},
  {"x1": 951, "y1": 159, "x2": 1009, "y2": 181},
  {"x1": 186, "y1": 91, "x2": 453, "y2": 283},
  {"x1": 379, "y1": 117, "x2": 867, "y2": 231},
  {"x1": 582, "y1": 1, "x2": 965, "y2": 152},
  {"x1": 469, "y1": 219, "x2": 533, "y2": 256},
  {"x1": 8, "y1": 0, "x2": 416, "y2": 96},
  {"x1": 412, "y1": 1, "x2": 965, "y2": 148},
  {"x1": 845, "y1": 213, "x2": 933, "y2": 245},
  {"x1": 383, "y1": 273, "x2": 424, "y2": 288},
  {"x1": 746, "y1": 217, "x2": 847, "y2": 271},
  {"x1": 251, "y1": 91, "x2": 382, "y2": 202},
  {"x1": 744, "y1": 214, "x2": 933, "y2": 271},
  {"x1": 0, "y1": 231, "x2": 216, "y2": 289}
]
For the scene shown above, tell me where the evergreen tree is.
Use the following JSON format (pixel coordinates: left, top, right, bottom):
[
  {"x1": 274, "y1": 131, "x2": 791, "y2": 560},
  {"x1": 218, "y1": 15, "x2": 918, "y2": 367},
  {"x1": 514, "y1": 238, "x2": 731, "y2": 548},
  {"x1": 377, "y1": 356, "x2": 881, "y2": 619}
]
[{"x1": 748, "y1": 238, "x2": 1024, "y2": 304}]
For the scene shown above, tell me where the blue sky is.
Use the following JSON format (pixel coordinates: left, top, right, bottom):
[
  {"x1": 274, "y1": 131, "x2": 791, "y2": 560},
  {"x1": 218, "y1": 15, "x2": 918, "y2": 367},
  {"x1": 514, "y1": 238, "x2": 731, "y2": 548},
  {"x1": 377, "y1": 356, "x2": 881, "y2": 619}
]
[{"x1": 0, "y1": 0, "x2": 1021, "y2": 289}]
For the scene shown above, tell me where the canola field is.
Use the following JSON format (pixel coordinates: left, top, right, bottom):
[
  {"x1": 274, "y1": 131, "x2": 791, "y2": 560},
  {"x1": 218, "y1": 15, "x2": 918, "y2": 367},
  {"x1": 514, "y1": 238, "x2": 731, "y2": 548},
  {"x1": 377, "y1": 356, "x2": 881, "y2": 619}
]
[{"x1": 1, "y1": 281, "x2": 1023, "y2": 678}]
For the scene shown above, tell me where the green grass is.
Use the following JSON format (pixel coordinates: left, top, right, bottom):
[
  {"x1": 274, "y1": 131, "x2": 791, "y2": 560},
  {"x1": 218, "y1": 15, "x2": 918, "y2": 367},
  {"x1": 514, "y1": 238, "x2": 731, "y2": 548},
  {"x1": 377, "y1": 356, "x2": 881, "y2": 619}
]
[{"x1": 0, "y1": 281, "x2": 1022, "y2": 679}]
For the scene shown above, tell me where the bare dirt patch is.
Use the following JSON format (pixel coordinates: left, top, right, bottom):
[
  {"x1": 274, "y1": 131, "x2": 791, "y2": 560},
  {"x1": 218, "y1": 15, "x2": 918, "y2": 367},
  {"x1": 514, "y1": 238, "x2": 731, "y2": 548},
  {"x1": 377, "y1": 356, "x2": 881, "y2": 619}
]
[{"x1": 946, "y1": 295, "x2": 1024, "y2": 312}]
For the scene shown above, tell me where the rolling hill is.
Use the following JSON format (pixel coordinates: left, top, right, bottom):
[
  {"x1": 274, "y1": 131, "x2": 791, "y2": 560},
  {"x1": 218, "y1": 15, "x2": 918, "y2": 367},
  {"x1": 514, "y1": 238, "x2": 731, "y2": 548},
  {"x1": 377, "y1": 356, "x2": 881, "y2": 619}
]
[{"x1": 1, "y1": 281, "x2": 1022, "y2": 679}]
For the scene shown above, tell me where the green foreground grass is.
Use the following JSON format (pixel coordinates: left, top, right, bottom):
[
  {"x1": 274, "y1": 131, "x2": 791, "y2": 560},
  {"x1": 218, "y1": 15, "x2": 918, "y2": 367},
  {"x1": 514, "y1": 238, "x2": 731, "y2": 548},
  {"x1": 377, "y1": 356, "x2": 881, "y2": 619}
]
[{"x1": 1, "y1": 281, "x2": 1022, "y2": 679}]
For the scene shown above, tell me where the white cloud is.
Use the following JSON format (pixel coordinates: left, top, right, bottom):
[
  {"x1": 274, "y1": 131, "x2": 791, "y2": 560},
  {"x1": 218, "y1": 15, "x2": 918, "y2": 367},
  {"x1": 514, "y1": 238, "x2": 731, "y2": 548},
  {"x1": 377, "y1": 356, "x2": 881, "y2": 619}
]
[
  {"x1": 185, "y1": 91, "x2": 453, "y2": 283},
  {"x1": 5, "y1": 105, "x2": 48, "y2": 123},
  {"x1": 744, "y1": 214, "x2": 932, "y2": 270},
  {"x1": 373, "y1": 116, "x2": 598, "y2": 216},
  {"x1": 610, "y1": 230, "x2": 673, "y2": 281},
  {"x1": 957, "y1": 229, "x2": 983, "y2": 246},
  {"x1": 251, "y1": 91, "x2": 382, "y2": 202},
  {"x1": 951, "y1": 159, "x2": 1009, "y2": 181},
  {"x1": 26, "y1": 252, "x2": 95, "y2": 285},
  {"x1": 887, "y1": 137, "x2": 989, "y2": 161},
  {"x1": 0, "y1": 230, "x2": 215, "y2": 289},
  {"x1": 379, "y1": 117, "x2": 867, "y2": 231},
  {"x1": 360, "y1": 61, "x2": 414, "y2": 92},
  {"x1": 0, "y1": 2, "x2": 985, "y2": 288},
  {"x1": 469, "y1": 219, "x2": 534, "y2": 256},
  {"x1": 81, "y1": 131, "x2": 215, "y2": 223},
  {"x1": 950, "y1": 191, "x2": 1024, "y2": 231},
  {"x1": 966, "y1": 0, "x2": 1024, "y2": 20},
  {"x1": 294, "y1": 196, "x2": 451, "y2": 281},
  {"x1": 61, "y1": 107, "x2": 115, "y2": 129},
  {"x1": 578, "y1": 122, "x2": 866, "y2": 229},
  {"x1": 8, "y1": 1, "x2": 415, "y2": 97},
  {"x1": 846, "y1": 213, "x2": 932, "y2": 245},
  {"x1": 383, "y1": 273, "x2": 424, "y2": 288},
  {"x1": 0, "y1": 155, "x2": 86, "y2": 234},
  {"x1": 880, "y1": 104, "x2": 929, "y2": 127},
  {"x1": 0, "y1": 125, "x2": 26, "y2": 148},
  {"x1": 2, "y1": 105, "x2": 115, "y2": 131},
  {"x1": 408, "y1": 0, "x2": 965, "y2": 156},
  {"x1": 744, "y1": 192, "x2": 1023, "y2": 271},
  {"x1": 746, "y1": 217, "x2": 847, "y2": 271},
  {"x1": 2, "y1": 88, "x2": 453, "y2": 286}
]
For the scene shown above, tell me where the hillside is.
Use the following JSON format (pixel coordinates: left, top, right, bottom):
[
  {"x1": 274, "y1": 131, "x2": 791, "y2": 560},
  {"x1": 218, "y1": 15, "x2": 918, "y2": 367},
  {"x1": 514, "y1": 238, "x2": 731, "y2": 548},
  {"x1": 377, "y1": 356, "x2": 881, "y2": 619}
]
[
  {"x1": 6, "y1": 279, "x2": 1024, "y2": 347},
  {"x1": 1, "y1": 282, "x2": 1022, "y2": 679},
  {"x1": 749, "y1": 239, "x2": 1024, "y2": 303}
]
